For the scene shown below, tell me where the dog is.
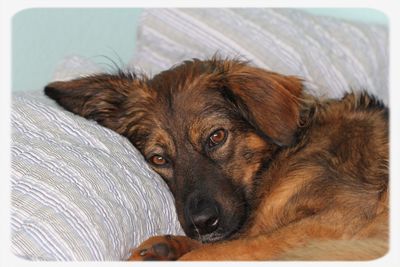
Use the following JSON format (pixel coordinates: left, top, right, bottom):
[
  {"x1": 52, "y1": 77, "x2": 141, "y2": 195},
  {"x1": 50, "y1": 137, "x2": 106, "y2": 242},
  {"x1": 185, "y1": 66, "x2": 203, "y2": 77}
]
[{"x1": 44, "y1": 57, "x2": 389, "y2": 260}]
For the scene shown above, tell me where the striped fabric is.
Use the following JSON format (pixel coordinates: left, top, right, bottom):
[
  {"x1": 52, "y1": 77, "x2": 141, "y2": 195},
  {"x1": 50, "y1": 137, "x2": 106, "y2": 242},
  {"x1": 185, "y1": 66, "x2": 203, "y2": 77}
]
[
  {"x1": 130, "y1": 8, "x2": 388, "y2": 104},
  {"x1": 11, "y1": 92, "x2": 184, "y2": 260}
]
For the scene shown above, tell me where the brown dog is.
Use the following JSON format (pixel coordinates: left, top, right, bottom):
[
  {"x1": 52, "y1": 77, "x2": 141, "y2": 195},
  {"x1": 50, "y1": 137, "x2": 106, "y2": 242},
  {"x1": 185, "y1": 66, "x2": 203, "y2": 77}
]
[{"x1": 44, "y1": 58, "x2": 389, "y2": 260}]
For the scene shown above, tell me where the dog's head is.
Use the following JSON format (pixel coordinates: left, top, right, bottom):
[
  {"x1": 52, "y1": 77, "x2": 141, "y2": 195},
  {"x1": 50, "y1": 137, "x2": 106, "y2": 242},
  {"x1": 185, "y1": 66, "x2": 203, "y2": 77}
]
[{"x1": 45, "y1": 58, "x2": 303, "y2": 242}]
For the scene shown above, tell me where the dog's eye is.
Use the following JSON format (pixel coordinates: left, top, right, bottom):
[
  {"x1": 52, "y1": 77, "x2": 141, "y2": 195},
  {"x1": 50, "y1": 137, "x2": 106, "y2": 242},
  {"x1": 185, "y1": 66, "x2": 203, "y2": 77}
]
[
  {"x1": 208, "y1": 129, "x2": 227, "y2": 148},
  {"x1": 149, "y1": 155, "x2": 167, "y2": 166}
]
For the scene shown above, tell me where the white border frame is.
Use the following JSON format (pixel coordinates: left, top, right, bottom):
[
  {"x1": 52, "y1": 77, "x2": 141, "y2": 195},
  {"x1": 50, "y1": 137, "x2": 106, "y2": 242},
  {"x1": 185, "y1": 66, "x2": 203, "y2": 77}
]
[{"x1": 1, "y1": 1, "x2": 399, "y2": 267}]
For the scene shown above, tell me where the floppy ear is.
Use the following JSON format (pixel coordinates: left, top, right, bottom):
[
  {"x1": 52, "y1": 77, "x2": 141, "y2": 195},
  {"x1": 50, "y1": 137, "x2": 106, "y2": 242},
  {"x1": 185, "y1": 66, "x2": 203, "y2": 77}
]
[
  {"x1": 224, "y1": 65, "x2": 303, "y2": 146},
  {"x1": 44, "y1": 73, "x2": 147, "y2": 134}
]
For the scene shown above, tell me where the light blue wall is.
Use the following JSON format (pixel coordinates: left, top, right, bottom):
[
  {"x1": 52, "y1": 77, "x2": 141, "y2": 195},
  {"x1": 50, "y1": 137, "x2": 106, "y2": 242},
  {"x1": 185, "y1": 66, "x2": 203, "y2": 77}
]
[
  {"x1": 12, "y1": 8, "x2": 143, "y2": 92},
  {"x1": 12, "y1": 8, "x2": 388, "y2": 92}
]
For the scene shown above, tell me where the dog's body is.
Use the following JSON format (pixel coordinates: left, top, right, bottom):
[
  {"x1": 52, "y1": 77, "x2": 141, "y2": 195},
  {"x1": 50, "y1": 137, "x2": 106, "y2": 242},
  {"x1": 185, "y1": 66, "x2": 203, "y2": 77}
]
[{"x1": 44, "y1": 58, "x2": 388, "y2": 260}]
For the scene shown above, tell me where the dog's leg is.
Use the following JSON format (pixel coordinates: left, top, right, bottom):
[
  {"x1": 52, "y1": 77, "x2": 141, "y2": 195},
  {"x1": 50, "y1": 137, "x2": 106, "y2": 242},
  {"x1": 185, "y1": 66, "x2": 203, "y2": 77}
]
[
  {"x1": 129, "y1": 217, "x2": 337, "y2": 261},
  {"x1": 128, "y1": 213, "x2": 387, "y2": 261}
]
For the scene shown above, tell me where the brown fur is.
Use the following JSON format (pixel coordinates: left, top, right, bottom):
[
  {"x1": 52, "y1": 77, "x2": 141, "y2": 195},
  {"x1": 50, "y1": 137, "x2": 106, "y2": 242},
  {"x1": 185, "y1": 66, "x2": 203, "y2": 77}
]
[{"x1": 44, "y1": 57, "x2": 389, "y2": 260}]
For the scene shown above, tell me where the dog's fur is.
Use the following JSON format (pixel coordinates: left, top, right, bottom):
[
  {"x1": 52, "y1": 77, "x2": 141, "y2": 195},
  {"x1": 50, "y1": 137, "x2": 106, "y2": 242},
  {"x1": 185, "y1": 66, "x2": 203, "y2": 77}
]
[{"x1": 44, "y1": 58, "x2": 389, "y2": 260}]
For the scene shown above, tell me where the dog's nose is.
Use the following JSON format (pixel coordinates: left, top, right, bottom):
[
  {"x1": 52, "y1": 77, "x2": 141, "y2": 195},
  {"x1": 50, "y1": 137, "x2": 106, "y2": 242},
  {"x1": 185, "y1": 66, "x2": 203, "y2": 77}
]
[
  {"x1": 186, "y1": 197, "x2": 220, "y2": 235},
  {"x1": 191, "y1": 204, "x2": 219, "y2": 234}
]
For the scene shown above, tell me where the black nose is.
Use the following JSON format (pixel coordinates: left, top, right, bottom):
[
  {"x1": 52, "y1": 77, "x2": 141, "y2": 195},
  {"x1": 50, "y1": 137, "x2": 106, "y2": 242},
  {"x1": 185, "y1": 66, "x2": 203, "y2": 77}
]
[{"x1": 186, "y1": 196, "x2": 220, "y2": 235}]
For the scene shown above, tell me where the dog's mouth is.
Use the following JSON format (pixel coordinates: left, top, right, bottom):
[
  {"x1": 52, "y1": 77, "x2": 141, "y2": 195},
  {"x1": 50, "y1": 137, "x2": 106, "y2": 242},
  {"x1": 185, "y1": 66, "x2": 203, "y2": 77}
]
[
  {"x1": 197, "y1": 231, "x2": 226, "y2": 243},
  {"x1": 196, "y1": 220, "x2": 246, "y2": 243}
]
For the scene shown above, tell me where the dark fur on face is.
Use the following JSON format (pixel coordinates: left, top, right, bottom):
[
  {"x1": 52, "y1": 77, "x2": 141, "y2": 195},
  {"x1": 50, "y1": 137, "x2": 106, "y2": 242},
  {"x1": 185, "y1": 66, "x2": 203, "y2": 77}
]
[{"x1": 44, "y1": 57, "x2": 388, "y2": 258}]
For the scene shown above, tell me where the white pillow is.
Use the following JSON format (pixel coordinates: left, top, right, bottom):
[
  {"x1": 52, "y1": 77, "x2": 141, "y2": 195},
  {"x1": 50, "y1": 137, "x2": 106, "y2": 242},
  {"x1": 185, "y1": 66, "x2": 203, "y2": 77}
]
[
  {"x1": 130, "y1": 8, "x2": 388, "y2": 104},
  {"x1": 11, "y1": 91, "x2": 184, "y2": 260}
]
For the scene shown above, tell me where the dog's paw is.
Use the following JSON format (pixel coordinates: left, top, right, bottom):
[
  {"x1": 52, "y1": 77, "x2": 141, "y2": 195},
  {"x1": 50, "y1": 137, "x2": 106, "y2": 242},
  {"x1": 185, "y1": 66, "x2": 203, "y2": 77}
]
[{"x1": 128, "y1": 235, "x2": 202, "y2": 261}]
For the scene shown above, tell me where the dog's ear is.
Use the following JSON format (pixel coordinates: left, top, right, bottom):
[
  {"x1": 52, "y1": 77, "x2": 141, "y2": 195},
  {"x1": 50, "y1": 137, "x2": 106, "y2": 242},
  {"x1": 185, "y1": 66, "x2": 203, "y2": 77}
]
[
  {"x1": 44, "y1": 73, "x2": 147, "y2": 134},
  {"x1": 224, "y1": 66, "x2": 303, "y2": 146}
]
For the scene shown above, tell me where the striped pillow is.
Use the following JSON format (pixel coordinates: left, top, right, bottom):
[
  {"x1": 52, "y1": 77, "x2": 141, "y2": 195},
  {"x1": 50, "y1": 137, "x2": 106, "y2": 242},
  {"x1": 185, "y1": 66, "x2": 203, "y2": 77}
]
[
  {"x1": 11, "y1": 91, "x2": 184, "y2": 260},
  {"x1": 130, "y1": 8, "x2": 388, "y2": 104}
]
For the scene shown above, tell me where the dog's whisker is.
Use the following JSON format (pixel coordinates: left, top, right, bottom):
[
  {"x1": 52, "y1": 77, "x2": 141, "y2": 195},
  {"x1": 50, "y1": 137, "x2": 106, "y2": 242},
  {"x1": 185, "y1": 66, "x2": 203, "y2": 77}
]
[{"x1": 189, "y1": 213, "x2": 202, "y2": 241}]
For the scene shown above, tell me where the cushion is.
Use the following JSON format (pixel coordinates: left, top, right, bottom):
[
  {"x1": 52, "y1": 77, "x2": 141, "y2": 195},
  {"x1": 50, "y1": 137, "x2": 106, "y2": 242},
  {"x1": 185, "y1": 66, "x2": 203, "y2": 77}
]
[
  {"x1": 129, "y1": 8, "x2": 388, "y2": 104},
  {"x1": 10, "y1": 91, "x2": 184, "y2": 260}
]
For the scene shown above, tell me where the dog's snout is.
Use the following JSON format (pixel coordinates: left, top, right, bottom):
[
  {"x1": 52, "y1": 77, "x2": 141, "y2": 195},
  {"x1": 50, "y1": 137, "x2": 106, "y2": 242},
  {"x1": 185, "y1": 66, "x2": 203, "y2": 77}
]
[{"x1": 186, "y1": 195, "x2": 220, "y2": 236}]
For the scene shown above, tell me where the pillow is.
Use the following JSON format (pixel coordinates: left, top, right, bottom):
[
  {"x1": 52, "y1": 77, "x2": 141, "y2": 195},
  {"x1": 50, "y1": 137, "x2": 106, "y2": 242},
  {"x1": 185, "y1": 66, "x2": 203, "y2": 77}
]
[
  {"x1": 10, "y1": 91, "x2": 184, "y2": 260},
  {"x1": 129, "y1": 8, "x2": 389, "y2": 104}
]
